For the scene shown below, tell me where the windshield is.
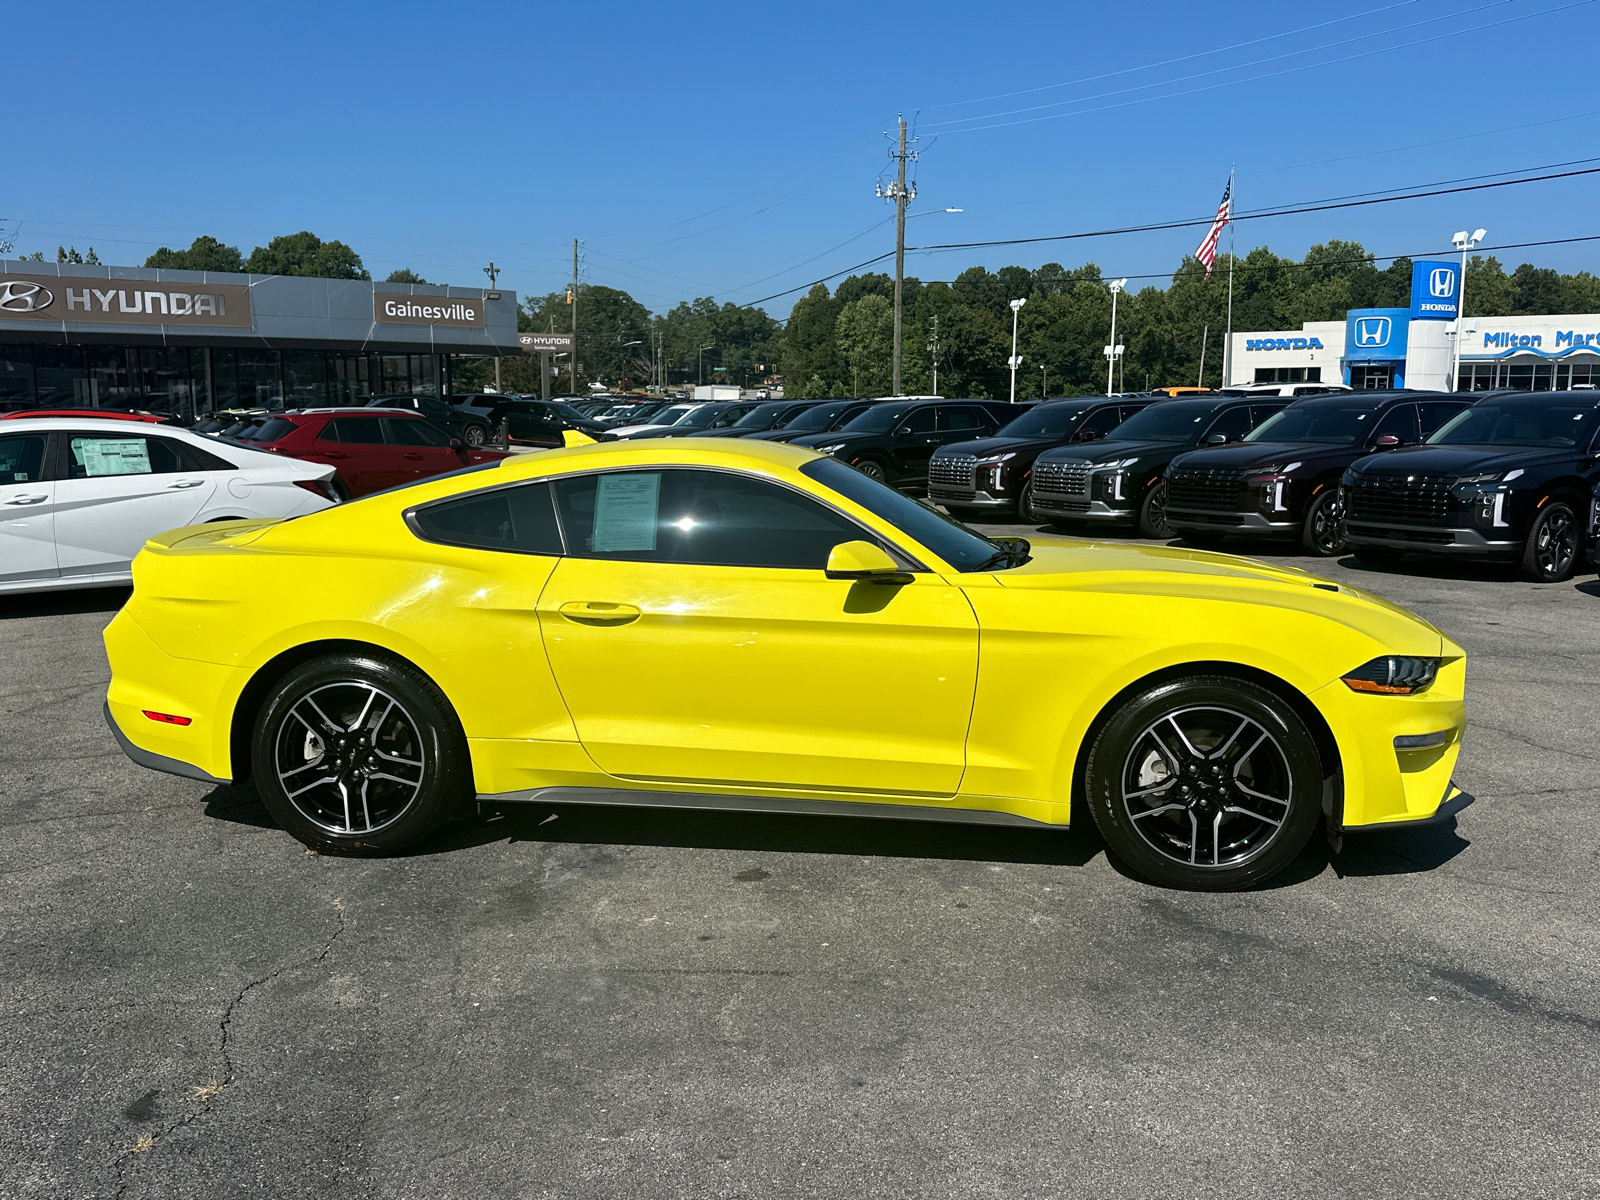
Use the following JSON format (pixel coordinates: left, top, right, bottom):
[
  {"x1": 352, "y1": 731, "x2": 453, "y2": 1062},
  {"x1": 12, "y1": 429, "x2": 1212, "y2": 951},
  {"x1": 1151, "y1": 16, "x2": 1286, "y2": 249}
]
[
  {"x1": 801, "y1": 457, "x2": 1016, "y2": 571},
  {"x1": 548, "y1": 401, "x2": 589, "y2": 422},
  {"x1": 1246, "y1": 405, "x2": 1378, "y2": 445},
  {"x1": 840, "y1": 404, "x2": 913, "y2": 434},
  {"x1": 729, "y1": 402, "x2": 790, "y2": 429},
  {"x1": 1429, "y1": 402, "x2": 1597, "y2": 447},
  {"x1": 1103, "y1": 401, "x2": 1220, "y2": 443},
  {"x1": 676, "y1": 405, "x2": 724, "y2": 428},
  {"x1": 649, "y1": 404, "x2": 698, "y2": 426},
  {"x1": 783, "y1": 402, "x2": 853, "y2": 432},
  {"x1": 247, "y1": 418, "x2": 300, "y2": 442},
  {"x1": 997, "y1": 403, "x2": 1094, "y2": 438}
]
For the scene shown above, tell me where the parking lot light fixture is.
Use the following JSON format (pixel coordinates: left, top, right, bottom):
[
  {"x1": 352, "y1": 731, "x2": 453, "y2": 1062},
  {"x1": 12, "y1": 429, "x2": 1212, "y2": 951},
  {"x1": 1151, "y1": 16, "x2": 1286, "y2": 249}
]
[
  {"x1": 1450, "y1": 229, "x2": 1486, "y2": 393},
  {"x1": 1008, "y1": 297, "x2": 1026, "y2": 403},
  {"x1": 1105, "y1": 279, "x2": 1128, "y2": 396}
]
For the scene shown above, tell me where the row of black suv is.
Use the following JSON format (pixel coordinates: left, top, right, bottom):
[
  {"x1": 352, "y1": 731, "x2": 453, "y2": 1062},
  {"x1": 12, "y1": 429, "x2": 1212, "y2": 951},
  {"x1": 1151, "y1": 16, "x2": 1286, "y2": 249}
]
[{"x1": 923, "y1": 388, "x2": 1600, "y2": 583}]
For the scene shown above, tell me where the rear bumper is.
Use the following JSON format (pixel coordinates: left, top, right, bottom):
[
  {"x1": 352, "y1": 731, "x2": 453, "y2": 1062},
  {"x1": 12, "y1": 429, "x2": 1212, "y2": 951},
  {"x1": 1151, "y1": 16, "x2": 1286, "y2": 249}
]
[
  {"x1": 1167, "y1": 508, "x2": 1298, "y2": 535},
  {"x1": 104, "y1": 699, "x2": 230, "y2": 786},
  {"x1": 1342, "y1": 522, "x2": 1521, "y2": 558}
]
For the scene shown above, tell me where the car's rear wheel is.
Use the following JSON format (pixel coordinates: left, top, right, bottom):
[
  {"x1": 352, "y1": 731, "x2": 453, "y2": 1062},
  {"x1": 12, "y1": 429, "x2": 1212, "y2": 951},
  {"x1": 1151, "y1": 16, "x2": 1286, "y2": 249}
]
[
  {"x1": 1300, "y1": 488, "x2": 1346, "y2": 556},
  {"x1": 1352, "y1": 545, "x2": 1406, "y2": 567},
  {"x1": 330, "y1": 478, "x2": 352, "y2": 503},
  {"x1": 1083, "y1": 675, "x2": 1323, "y2": 891},
  {"x1": 854, "y1": 458, "x2": 889, "y2": 484},
  {"x1": 1139, "y1": 480, "x2": 1172, "y2": 539},
  {"x1": 1522, "y1": 501, "x2": 1580, "y2": 582},
  {"x1": 251, "y1": 653, "x2": 471, "y2": 856},
  {"x1": 462, "y1": 423, "x2": 487, "y2": 447}
]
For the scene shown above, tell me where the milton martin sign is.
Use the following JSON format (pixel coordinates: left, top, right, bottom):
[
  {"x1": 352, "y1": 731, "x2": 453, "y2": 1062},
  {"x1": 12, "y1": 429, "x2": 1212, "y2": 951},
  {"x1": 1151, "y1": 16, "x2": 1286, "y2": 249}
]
[
  {"x1": 0, "y1": 272, "x2": 252, "y2": 327},
  {"x1": 374, "y1": 292, "x2": 486, "y2": 329}
]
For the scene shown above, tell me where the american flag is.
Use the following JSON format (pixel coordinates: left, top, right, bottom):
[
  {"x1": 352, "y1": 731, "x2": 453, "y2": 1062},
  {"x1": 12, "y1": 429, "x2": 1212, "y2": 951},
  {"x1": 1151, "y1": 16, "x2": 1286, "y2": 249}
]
[{"x1": 1194, "y1": 178, "x2": 1232, "y2": 278}]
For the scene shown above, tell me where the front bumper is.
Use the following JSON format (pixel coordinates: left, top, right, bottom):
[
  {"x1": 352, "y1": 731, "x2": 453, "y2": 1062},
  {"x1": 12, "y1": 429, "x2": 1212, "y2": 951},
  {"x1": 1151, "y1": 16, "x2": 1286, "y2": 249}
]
[
  {"x1": 1343, "y1": 521, "x2": 1521, "y2": 558},
  {"x1": 1167, "y1": 507, "x2": 1298, "y2": 535},
  {"x1": 1029, "y1": 493, "x2": 1136, "y2": 522},
  {"x1": 928, "y1": 485, "x2": 1013, "y2": 509}
]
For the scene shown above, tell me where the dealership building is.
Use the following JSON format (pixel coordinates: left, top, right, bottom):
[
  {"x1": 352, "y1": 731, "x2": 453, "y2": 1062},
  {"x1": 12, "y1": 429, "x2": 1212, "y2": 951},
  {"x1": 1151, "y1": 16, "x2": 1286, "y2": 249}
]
[
  {"x1": 1230, "y1": 258, "x2": 1600, "y2": 392},
  {"x1": 0, "y1": 260, "x2": 520, "y2": 419}
]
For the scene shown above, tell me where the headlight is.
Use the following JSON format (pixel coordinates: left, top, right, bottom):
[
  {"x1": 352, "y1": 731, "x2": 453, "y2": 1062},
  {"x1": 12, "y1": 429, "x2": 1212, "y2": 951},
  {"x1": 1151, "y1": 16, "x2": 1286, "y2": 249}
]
[
  {"x1": 1090, "y1": 458, "x2": 1139, "y2": 503},
  {"x1": 975, "y1": 451, "x2": 1018, "y2": 465},
  {"x1": 1246, "y1": 463, "x2": 1299, "y2": 513},
  {"x1": 1341, "y1": 656, "x2": 1440, "y2": 695},
  {"x1": 1451, "y1": 472, "x2": 1516, "y2": 528},
  {"x1": 812, "y1": 442, "x2": 848, "y2": 454}
]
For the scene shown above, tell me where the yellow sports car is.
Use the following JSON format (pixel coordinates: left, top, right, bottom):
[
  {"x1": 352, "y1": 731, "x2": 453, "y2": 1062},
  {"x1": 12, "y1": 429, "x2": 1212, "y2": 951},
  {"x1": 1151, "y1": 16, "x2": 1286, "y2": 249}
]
[{"x1": 103, "y1": 439, "x2": 1468, "y2": 890}]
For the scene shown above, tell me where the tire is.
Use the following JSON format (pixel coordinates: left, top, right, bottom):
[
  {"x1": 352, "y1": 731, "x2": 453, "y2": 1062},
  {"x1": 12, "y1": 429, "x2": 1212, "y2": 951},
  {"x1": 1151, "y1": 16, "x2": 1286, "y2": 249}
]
[
  {"x1": 1299, "y1": 488, "x2": 1346, "y2": 557},
  {"x1": 1521, "y1": 501, "x2": 1580, "y2": 582},
  {"x1": 1352, "y1": 545, "x2": 1405, "y2": 567},
  {"x1": 251, "y1": 652, "x2": 471, "y2": 856},
  {"x1": 1083, "y1": 675, "x2": 1324, "y2": 891},
  {"x1": 331, "y1": 478, "x2": 352, "y2": 503},
  {"x1": 462, "y1": 423, "x2": 487, "y2": 447},
  {"x1": 1139, "y1": 479, "x2": 1173, "y2": 539},
  {"x1": 1017, "y1": 480, "x2": 1037, "y2": 523},
  {"x1": 854, "y1": 458, "x2": 889, "y2": 484}
]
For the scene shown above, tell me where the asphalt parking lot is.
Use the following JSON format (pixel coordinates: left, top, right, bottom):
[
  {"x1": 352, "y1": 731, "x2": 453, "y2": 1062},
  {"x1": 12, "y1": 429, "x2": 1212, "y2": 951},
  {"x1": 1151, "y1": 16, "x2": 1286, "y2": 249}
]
[{"x1": 4, "y1": 532, "x2": 1598, "y2": 1200}]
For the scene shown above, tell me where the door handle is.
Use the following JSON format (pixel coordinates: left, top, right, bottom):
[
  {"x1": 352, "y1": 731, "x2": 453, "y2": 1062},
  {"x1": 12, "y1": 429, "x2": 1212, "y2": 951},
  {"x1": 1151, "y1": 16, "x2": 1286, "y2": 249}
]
[
  {"x1": 323, "y1": 452, "x2": 348, "y2": 460},
  {"x1": 401, "y1": 452, "x2": 424, "y2": 460},
  {"x1": 3, "y1": 494, "x2": 48, "y2": 505},
  {"x1": 558, "y1": 601, "x2": 642, "y2": 625},
  {"x1": 166, "y1": 478, "x2": 206, "y2": 489}
]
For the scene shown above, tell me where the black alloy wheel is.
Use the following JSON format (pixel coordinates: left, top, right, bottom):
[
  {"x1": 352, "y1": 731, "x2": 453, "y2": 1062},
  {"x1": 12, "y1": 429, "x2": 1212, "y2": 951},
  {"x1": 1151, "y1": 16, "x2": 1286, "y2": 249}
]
[
  {"x1": 854, "y1": 458, "x2": 889, "y2": 484},
  {"x1": 1017, "y1": 479, "x2": 1037, "y2": 524},
  {"x1": 462, "y1": 423, "x2": 487, "y2": 447},
  {"x1": 251, "y1": 653, "x2": 471, "y2": 856},
  {"x1": 1139, "y1": 479, "x2": 1173, "y2": 539},
  {"x1": 1522, "y1": 501, "x2": 1580, "y2": 582},
  {"x1": 1083, "y1": 675, "x2": 1323, "y2": 890},
  {"x1": 1352, "y1": 545, "x2": 1406, "y2": 568},
  {"x1": 1300, "y1": 488, "x2": 1346, "y2": 557}
]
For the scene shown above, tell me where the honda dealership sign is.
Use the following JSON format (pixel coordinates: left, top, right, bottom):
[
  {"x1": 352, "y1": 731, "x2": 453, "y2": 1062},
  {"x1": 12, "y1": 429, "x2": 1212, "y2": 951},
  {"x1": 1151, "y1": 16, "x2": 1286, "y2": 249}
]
[
  {"x1": 1409, "y1": 259, "x2": 1460, "y2": 321},
  {"x1": 0, "y1": 271, "x2": 252, "y2": 327},
  {"x1": 373, "y1": 291, "x2": 485, "y2": 328}
]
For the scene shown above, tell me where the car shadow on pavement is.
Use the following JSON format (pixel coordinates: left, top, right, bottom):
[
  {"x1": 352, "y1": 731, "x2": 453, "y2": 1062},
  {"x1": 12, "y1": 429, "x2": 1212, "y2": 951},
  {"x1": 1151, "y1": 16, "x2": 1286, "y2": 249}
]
[{"x1": 0, "y1": 585, "x2": 130, "y2": 620}]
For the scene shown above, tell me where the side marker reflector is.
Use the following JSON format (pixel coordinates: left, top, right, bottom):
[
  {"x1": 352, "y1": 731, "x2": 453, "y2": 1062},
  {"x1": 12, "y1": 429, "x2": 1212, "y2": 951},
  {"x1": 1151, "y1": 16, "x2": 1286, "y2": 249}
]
[{"x1": 143, "y1": 710, "x2": 193, "y2": 726}]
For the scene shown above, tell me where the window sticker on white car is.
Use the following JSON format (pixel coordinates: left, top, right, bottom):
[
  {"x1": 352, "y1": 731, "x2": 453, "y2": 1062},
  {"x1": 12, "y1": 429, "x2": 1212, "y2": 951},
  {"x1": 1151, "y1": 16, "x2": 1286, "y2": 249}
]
[
  {"x1": 73, "y1": 437, "x2": 152, "y2": 477},
  {"x1": 591, "y1": 472, "x2": 659, "y2": 552}
]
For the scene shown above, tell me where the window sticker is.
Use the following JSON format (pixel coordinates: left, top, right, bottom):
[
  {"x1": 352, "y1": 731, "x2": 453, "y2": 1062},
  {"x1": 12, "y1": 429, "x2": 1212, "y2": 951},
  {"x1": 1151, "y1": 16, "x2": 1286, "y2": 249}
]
[
  {"x1": 591, "y1": 473, "x2": 659, "y2": 552},
  {"x1": 75, "y1": 438, "x2": 152, "y2": 477}
]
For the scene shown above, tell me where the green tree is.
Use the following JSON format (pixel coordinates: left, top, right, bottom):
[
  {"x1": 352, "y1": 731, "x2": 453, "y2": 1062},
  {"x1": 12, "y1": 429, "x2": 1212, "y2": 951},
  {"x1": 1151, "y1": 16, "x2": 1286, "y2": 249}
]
[
  {"x1": 1464, "y1": 256, "x2": 1515, "y2": 318},
  {"x1": 835, "y1": 294, "x2": 894, "y2": 395},
  {"x1": 56, "y1": 246, "x2": 100, "y2": 265},
  {"x1": 145, "y1": 235, "x2": 243, "y2": 273},
  {"x1": 384, "y1": 268, "x2": 429, "y2": 284},
  {"x1": 244, "y1": 231, "x2": 368, "y2": 280},
  {"x1": 523, "y1": 283, "x2": 653, "y2": 389},
  {"x1": 779, "y1": 284, "x2": 846, "y2": 396}
]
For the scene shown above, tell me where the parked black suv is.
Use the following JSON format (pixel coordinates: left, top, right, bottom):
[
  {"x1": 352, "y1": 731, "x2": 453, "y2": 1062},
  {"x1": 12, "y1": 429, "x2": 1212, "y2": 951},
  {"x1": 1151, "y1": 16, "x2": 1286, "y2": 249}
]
[
  {"x1": 1029, "y1": 395, "x2": 1282, "y2": 536},
  {"x1": 445, "y1": 394, "x2": 609, "y2": 447},
  {"x1": 695, "y1": 399, "x2": 826, "y2": 438},
  {"x1": 1339, "y1": 390, "x2": 1600, "y2": 581},
  {"x1": 928, "y1": 396, "x2": 1160, "y2": 519},
  {"x1": 789, "y1": 399, "x2": 1025, "y2": 489},
  {"x1": 368, "y1": 394, "x2": 495, "y2": 445},
  {"x1": 741, "y1": 398, "x2": 883, "y2": 443},
  {"x1": 1164, "y1": 391, "x2": 1465, "y2": 556}
]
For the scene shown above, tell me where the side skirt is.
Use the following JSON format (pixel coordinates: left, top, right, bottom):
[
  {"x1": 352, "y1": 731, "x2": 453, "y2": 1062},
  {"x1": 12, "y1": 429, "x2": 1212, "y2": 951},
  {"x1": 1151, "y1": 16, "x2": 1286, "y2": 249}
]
[{"x1": 476, "y1": 784, "x2": 1064, "y2": 830}]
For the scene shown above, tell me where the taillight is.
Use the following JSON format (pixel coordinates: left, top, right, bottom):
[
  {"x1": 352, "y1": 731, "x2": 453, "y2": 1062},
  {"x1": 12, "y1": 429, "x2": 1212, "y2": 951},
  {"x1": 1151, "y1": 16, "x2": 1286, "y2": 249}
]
[
  {"x1": 143, "y1": 710, "x2": 193, "y2": 726},
  {"x1": 294, "y1": 479, "x2": 341, "y2": 503}
]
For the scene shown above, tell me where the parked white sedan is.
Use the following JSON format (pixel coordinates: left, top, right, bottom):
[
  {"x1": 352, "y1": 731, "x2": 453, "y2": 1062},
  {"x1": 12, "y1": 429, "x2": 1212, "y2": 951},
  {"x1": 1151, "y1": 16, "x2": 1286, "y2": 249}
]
[{"x1": 0, "y1": 416, "x2": 338, "y2": 594}]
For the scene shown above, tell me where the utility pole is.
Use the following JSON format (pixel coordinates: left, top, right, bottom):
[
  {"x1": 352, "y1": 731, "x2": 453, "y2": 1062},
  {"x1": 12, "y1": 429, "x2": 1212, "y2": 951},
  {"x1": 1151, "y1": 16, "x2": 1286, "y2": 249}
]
[
  {"x1": 570, "y1": 239, "x2": 579, "y2": 396},
  {"x1": 483, "y1": 262, "x2": 501, "y2": 392},
  {"x1": 925, "y1": 315, "x2": 941, "y2": 396},
  {"x1": 878, "y1": 116, "x2": 916, "y2": 396}
]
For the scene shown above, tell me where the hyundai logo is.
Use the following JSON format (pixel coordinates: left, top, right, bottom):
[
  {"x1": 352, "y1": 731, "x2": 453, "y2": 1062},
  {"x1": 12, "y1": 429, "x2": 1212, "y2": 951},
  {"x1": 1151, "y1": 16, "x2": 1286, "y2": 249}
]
[
  {"x1": 0, "y1": 280, "x2": 53, "y2": 313},
  {"x1": 1429, "y1": 268, "x2": 1456, "y2": 299},
  {"x1": 1354, "y1": 316, "x2": 1392, "y2": 348}
]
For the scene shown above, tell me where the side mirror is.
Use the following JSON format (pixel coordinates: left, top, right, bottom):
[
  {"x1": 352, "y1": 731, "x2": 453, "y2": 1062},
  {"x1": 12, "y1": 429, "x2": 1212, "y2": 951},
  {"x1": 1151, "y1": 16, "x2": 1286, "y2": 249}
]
[
  {"x1": 449, "y1": 438, "x2": 462, "y2": 451},
  {"x1": 1072, "y1": 428, "x2": 1100, "y2": 442},
  {"x1": 1204, "y1": 432, "x2": 1229, "y2": 446},
  {"x1": 825, "y1": 540, "x2": 912, "y2": 585},
  {"x1": 1373, "y1": 434, "x2": 1402, "y2": 449}
]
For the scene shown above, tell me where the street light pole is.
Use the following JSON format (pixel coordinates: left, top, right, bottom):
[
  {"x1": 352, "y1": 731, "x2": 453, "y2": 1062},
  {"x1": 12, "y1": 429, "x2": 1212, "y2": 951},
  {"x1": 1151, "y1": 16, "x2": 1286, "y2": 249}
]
[
  {"x1": 1105, "y1": 278, "x2": 1127, "y2": 396},
  {"x1": 1008, "y1": 298, "x2": 1026, "y2": 403},
  {"x1": 1451, "y1": 228, "x2": 1486, "y2": 393},
  {"x1": 698, "y1": 343, "x2": 715, "y2": 387}
]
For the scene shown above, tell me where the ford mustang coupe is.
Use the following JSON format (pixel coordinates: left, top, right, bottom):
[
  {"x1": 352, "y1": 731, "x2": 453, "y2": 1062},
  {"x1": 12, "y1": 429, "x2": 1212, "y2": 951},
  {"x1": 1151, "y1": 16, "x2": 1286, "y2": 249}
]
[{"x1": 103, "y1": 440, "x2": 1468, "y2": 890}]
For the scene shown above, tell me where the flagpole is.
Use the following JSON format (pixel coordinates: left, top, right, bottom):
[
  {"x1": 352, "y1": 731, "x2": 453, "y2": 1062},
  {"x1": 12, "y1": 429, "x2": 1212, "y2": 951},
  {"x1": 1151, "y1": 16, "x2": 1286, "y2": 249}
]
[{"x1": 1222, "y1": 167, "x2": 1235, "y2": 389}]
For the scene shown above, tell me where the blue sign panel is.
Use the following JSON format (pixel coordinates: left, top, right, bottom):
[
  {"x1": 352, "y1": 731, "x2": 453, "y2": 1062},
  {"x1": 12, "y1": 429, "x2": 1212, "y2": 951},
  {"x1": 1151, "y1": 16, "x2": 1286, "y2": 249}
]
[
  {"x1": 1410, "y1": 259, "x2": 1460, "y2": 321},
  {"x1": 1344, "y1": 308, "x2": 1410, "y2": 361}
]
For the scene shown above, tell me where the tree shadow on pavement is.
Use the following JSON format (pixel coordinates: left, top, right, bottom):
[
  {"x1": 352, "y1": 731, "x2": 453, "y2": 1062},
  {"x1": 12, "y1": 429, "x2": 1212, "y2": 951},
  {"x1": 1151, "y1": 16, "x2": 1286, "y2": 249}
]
[{"x1": 0, "y1": 585, "x2": 130, "y2": 620}]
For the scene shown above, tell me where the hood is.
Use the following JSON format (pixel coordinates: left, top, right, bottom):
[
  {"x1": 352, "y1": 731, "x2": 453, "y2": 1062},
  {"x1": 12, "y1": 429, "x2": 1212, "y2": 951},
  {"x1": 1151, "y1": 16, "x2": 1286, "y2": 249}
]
[
  {"x1": 1347, "y1": 444, "x2": 1570, "y2": 478},
  {"x1": 1036, "y1": 438, "x2": 1189, "y2": 468},
  {"x1": 937, "y1": 435, "x2": 1059, "y2": 457},
  {"x1": 1168, "y1": 441, "x2": 1354, "y2": 472},
  {"x1": 990, "y1": 539, "x2": 1443, "y2": 655},
  {"x1": 788, "y1": 432, "x2": 857, "y2": 449}
]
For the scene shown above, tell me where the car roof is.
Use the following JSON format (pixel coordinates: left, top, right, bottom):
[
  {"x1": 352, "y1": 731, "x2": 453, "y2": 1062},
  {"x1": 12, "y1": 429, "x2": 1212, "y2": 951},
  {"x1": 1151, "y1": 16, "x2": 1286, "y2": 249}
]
[
  {"x1": 1287, "y1": 390, "x2": 1431, "y2": 407},
  {"x1": 0, "y1": 416, "x2": 199, "y2": 433},
  {"x1": 0, "y1": 408, "x2": 171, "y2": 422},
  {"x1": 289, "y1": 407, "x2": 425, "y2": 417},
  {"x1": 1469, "y1": 388, "x2": 1600, "y2": 406}
]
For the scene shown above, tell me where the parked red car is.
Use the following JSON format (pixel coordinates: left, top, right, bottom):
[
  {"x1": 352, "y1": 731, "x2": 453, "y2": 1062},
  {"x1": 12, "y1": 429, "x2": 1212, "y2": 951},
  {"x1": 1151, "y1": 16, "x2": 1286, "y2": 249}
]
[{"x1": 231, "y1": 408, "x2": 510, "y2": 499}]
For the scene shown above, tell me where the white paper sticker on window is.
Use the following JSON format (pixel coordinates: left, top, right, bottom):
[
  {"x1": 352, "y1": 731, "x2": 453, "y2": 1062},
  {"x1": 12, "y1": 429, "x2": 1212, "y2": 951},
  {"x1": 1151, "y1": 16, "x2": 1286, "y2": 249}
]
[
  {"x1": 591, "y1": 473, "x2": 659, "y2": 552},
  {"x1": 75, "y1": 438, "x2": 152, "y2": 477}
]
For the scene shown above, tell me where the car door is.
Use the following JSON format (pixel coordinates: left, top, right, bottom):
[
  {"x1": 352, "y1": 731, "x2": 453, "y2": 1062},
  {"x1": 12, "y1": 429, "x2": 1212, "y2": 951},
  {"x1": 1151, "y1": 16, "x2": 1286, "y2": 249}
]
[
  {"x1": 888, "y1": 405, "x2": 939, "y2": 479},
  {"x1": 1199, "y1": 404, "x2": 1254, "y2": 445},
  {"x1": 1370, "y1": 403, "x2": 1421, "y2": 448},
  {"x1": 320, "y1": 416, "x2": 402, "y2": 496},
  {"x1": 1420, "y1": 400, "x2": 1470, "y2": 439},
  {"x1": 0, "y1": 432, "x2": 57, "y2": 587},
  {"x1": 417, "y1": 396, "x2": 459, "y2": 437},
  {"x1": 1073, "y1": 405, "x2": 1126, "y2": 443},
  {"x1": 52, "y1": 430, "x2": 218, "y2": 579},
  {"x1": 536, "y1": 466, "x2": 979, "y2": 794},
  {"x1": 384, "y1": 417, "x2": 458, "y2": 481}
]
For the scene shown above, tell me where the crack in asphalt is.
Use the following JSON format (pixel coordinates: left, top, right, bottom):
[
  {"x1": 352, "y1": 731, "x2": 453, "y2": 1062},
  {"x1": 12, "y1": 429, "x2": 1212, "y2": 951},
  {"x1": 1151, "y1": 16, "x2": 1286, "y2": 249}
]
[
  {"x1": 1469, "y1": 721, "x2": 1600, "y2": 764},
  {"x1": 109, "y1": 892, "x2": 347, "y2": 1199}
]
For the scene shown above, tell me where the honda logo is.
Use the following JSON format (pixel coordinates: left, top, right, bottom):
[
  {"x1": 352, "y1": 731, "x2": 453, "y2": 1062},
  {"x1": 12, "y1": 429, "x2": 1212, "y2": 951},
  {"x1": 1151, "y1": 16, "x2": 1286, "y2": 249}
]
[
  {"x1": 0, "y1": 281, "x2": 53, "y2": 313},
  {"x1": 1429, "y1": 268, "x2": 1456, "y2": 299},
  {"x1": 1354, "y1": 316, "x2": 1391, "y2": 348}
]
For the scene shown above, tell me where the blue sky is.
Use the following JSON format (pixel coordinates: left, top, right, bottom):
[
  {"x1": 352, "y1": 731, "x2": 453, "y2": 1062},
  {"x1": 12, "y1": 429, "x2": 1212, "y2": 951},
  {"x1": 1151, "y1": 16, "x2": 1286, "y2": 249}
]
[{"x1": 9, "y1": 0, "x2": 1600, "y2": 317}]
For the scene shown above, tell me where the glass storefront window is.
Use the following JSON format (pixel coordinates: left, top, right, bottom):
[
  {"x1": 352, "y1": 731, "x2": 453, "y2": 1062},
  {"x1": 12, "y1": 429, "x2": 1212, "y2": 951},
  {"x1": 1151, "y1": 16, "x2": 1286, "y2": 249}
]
[
  {"x1": 0, "y1": 345, "x2": 33, "y2": 411},
  {"x1": 34, "y1": 347, "x2": 89, "y2": 407},
  {"x1": 412, "y1": 353, "x2": 437, "y2": 396},
  {"x1": 331, "y1": 353, "x2": 370, "y2": 404},
  {"x1": 283, "y1": 351, "x2": 328, "y2": 408},
  {"x1": 236, "y1": 350, "x2": 283, "y2": 408}
]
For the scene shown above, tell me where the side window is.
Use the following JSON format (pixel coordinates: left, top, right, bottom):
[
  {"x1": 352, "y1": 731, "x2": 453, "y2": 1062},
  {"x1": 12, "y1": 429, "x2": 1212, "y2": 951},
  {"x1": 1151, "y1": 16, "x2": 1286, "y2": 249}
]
[
  {"x1": 1204, "y1": 406, "x2": 1253, "y2": 443},
  {"x1": 898, "y1": 407, "x2": 937, "y2": 435},
  {"x1": 1372, "y1": 403, "x2": 1420, "y2": 444},
  {"x1": 0, "y1": 434, "x2": 46, "y2": 484},
  {"x1": 1249, "y1": 404, "x2": 1285, "y2": 429},
  {"x1": 420, "y1": 398, "x2": 451, "y2": 417},
  {"x1": 323, "y1": 417, "x2": 386, "y2": 444},
  {"x1": 65, "y1": 434, "x2": 184, "y2": 479},
  {"x1": 1420, "y1": 401, "x2": 1469, "y2": 437},
  {"x1": 178, "y1": 440, "x2": 238, "y2": 472},
  {"x1": 552, "y1": 469, "x2": 866, "y2": 569},
  {"x1": 1117, "y1": 404, "x2": 1147, "y2": 423},
  {"x1": 411, "y1": 482, "x2": 562, "y2": 555},
  {"x1": 1078, "y1": 406, "x2": 1124, "y2": 439},
  {"x1": 937, "y1": 406, "x2": 982, "y2": 432},
  {"x1": 388, "y1": 419, "x2": 450, "y2": 447}
]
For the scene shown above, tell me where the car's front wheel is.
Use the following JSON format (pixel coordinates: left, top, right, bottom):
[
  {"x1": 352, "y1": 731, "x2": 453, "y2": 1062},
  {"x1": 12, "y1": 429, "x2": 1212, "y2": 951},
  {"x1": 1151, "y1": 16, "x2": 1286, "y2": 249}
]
[
  {"x1": 251, "y1": 653, "x2": 471, "y2": 856},
  {"x1": 1017, "y1": 480, "x2": 1037, "y2": 524},
  {"x1": 1522, "y1": 501, "x2": 1580, "y2": 582},
  {"x1": 1300, "y1": 488, "x2": 1345, "y2": 556},
  {"x1": 1139, "y1": 480, "x2": 1172, "y2": 539},
  {"x1": 1083, "y1": 675, "x2": 1324, "y2": 890},
  {"x1": 853, "y1": 458, "x2": 889, "y2": 484}
]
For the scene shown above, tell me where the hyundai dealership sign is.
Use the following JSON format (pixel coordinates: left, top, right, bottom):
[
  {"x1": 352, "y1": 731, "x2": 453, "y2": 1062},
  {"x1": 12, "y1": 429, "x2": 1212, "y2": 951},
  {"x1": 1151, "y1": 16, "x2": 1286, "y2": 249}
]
[{"x1": 1409, "y1": 259, "x2": 1460, "y2": 321}]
